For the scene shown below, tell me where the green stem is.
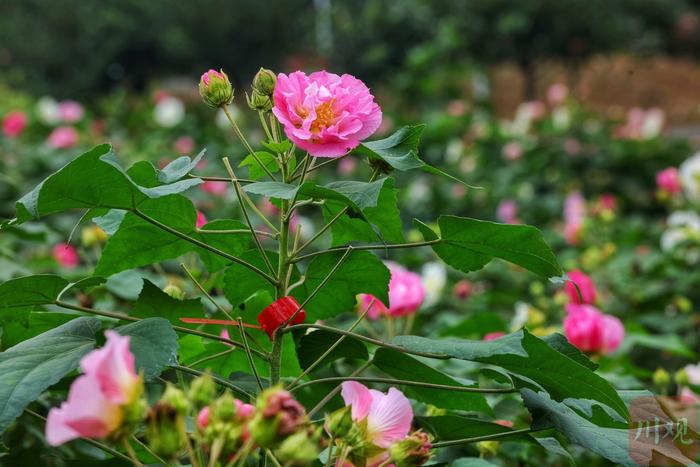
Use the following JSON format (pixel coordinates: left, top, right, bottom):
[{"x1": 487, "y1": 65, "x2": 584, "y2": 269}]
[
  {"x1": 237, "y1": 317, "x2": 264, "y2": 391},
  {"x1": 133, "y1": 209, "x2": 276, "y2": 285},
  {"x1": 269, "y1": 334, "x2": 284, "y2": 386},
  {"x1": 431, "y1": 427, "x2": 546, "y2": 448},
  {"x1": 189, "y1": 174, "x2": 255, "y2": 184},
  {"x1": 291, "y1": 376, "x2": 517, "y2": 394},
  {"x1": 172, "y1": 364, "x2": 253, "y2": 400},
  {"x1": 258, "y1": 111, "x2": 274, "y2": 141},
  {"x1": 290, "y1": 154, "x2": 347, "y2": 181},
  {"x1": 292, "y1": 239, "x2": 442, "y2": 263},
  {"x1": 222, "y1": 105, "x2": 276, "y2": 181},
  {"x1": 122, "y1": 438, "x2": 144, "y2": 467},
  {"x1": 281, "y1": 323, "x2": 450, "y2": 360},
  {"x1": 197, "y1": 229, "x2": 277, "y2": 239},
  {"x1": 265, "y1": 449, "x2": 284, "y2": 467},
  {"x1": 54, "y1": 300, "x2": 268, "y2": 360},
  {"x1": 223, "y1": 157, "x2": 277, "y2": 277},
  {"x1": 181, "y1": 262, "x2": 234, "y2": 321}
]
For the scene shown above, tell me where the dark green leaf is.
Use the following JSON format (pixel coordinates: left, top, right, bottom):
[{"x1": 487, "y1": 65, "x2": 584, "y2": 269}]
[
  {"x1": 543, "y1": 333, "x2": 598, "y2": 371},
  {"x1": 0, "y1": 317, "x2": 101, "y2": 433},
  {"x1": 130, "y1": 280, "x2": 204, "y2": 327},
  {"x1": 297, "y1": 330, "x2": 368, "y2": 370},
  {"x1": 416, "y1": 415, "x2": 531, "y2": 442}
]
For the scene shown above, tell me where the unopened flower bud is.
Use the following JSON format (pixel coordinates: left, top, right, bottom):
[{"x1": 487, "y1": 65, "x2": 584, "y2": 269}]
[
  {"x1": 199, "y1": 69, "x2": 234, "y2": 108},
  {"x1": 653, "y1": 367, "x2": 671, "y2": 387},
  {"x1": 213, "y1": 391, "x2": 237, "y2": 420},
  {"x1": 161, "y1": 384, "x2": 189, "y2": 415},
  {"x1": 675, "y1": 369, "x2": 690, "y2": 387},
  {"x1": 250, "y1": 387, "x2": 306, "y2": 447},
  {"x1": 81, "y1": 225, "x2": 108, "y2": 247},
  {"x1": 452, "y1": 279, "x2": 473, "y2": 300},
  {"x1": 476, "y1": 440, "x2": 500, "y2": 457},
  {"x1": 389, "y1": 431, "x2": 432, "y2": 467},
  {"x1": 197, "y1": 406, "x2": 210, "y2": 431},
  {"x1": 189, "y1": 372, "x2": 216, "y2": 410},
  {"x1": 252, "y1": 68, "x2": 277, "y2": 96},
  {"x1": 247, "y1": 90, "x2": 273, "y2": 112},
  {"x1": 325, "y1": 406, "x2": 353, "y2": 438},
  {"x1": 276, "y1": 429, "x2": 320, "y2": 466},
  {"x1": 163, "y1": 284, "x2": 185, "y2": 300},
  {"x1": 146, "y1": 403, "x2": 185, "y2": 459}
]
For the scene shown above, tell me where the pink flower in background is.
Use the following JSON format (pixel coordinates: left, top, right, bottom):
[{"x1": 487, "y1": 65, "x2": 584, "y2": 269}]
[
  {"x1": 502, "y1": 141, "x2": 523, "y2": 161},
  {"x1": 563, "y1": 191, "x2": 586, "y2": 245},
  {"x1": 47, "y1": 126, "x2": 79, "y2": 149},
  {"x1": 447, "y1": 99, "x2": 467, "y2": 117},
  {"x1": 272, "y1": 71, "x2": 382, "y2": 157},
  {"x1": 46, "y1": 331, "x2": 141, "y2": 445},
  {"x1": 657, "y1": 167, "x2": 682, "y2": 195},
  {"x1": 174, "y1": 135, "x2": 195, "y2": 155},
  {"x1": 598, "y1": 193, "x2": 617, "y2": 212},
  {"x1": 2, "y1": 111, "x2": 27, "y2": 137},
  {"x1": 201, "y1": 180, "x2": 228, "y2": 196},
  {"x1": 197, "y1": 406, "x2": 210, "y2": 430},
  {"x1": 53, "y1": 243, "x2": 79, "y2": 268},
  {"x1": 338, "y1": 156, "x2": 358, "y2": 176},
  {"x1": 547, "y1": 83, "x2": 568, "y2": 107},
  {"x1": 195, "y1": 210, "x2": 207, "y2": 228},
  {"x1": 359, "y1": 262, "x2": 425, "y2": 320},
  {"x1": 565, "y1": 270, "x2": 597, "y2": 304},
  {"x1": 58, "y1": 100, "x2": 85, "y2": 123},
  {"x1": 497, "y1": 199, "x2": 519, "y2": 224},
  {"x1": 341, "y1": 381, "x2": 413, "y2": 448},
  {"x1": 453, "y1": 279, "x2": 473, "y2": 300},
  {"x1": 484, "y1": 332, "x2": 505, "y2": 341},
  {"x1": 564, "y1": 304, "x2": 624, "y2": 354},
  {"x1": 523, "y1": 101, "x2": 546, "y2": 120}
]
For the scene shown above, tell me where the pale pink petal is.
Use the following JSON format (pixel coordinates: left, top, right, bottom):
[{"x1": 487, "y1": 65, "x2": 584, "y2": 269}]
[
  {"x1": 341, "y1": 381, "x2": 373, "y2": 421},
  {"x1": 366, "y1": 387, "x2": 413, "y2": 448},
  {"x1": 80, "y1": 331, "x2": 137, "y2": 404}
]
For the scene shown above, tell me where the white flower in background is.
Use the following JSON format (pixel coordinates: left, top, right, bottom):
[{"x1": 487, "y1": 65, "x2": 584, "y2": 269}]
[
  {"x1": 36, "y1": 97, "x2": 61, "y2": 125},
  {"x1": 408, "y1": 177, "x2": 431, "y2": 203},
  {"x1": 680, "y1": 152, "x2": 700, "y2": 202},
  {"x1": 552, "y1": 107, "x2": 570, "y2": 131},
  {"x1": 153, "y1": 96, "x2": 185, "y2": 127},
  {"x1": 641, "y1": 108, "x2": 665, "y2": 139},
  {"x1": 511, "y1": 302, "x2": 531, "y2": 330},
  {"x1": 445, "y1": 138, "x2": 464, "y2": 164},
  {"x1": 420, "y1": 262, "x2": 446, "y2": 307},
  {"x1": 661, "y1": 211, "x2": 700, "y2": 252},
  {"x1": 684, "y1": 363, "x2": 700, "y2": 385},
  {"x1": 216, "y1": 105, "x2": 241, "y2": 130}
]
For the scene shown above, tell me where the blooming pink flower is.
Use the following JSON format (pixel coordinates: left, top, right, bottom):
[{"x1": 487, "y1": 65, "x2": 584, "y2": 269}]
[
  {"x1": 497, "y1": 199, "x2": 519, "y2": 224},
  {"x1": 47, "y1": 126, "x2": 79, "y2": 149},
  {"x1": 196, "y1": 210, "x2": 207, "y2": 228},
  {"x1": 341, "y1": 381, "x2": 413, "y2": 448},
  {"x1": 201, "y1": 181, "x2": 228, "y2": 196},
  {"x1": 563, "y1": 304, "x2": 624, "y2": 354},
  {"x1": 547, "y1": 83, "x2": 568, "y2": 107},
  {"x1": 359, "y1": 262, "x2": 425, "y2": 320},
  {"x1": 46, "y1": 331, "x2": 141, "y2": 445},
  {"x1": 523, "y1": 101, "x2": 546, "y2": 120},
  {"x1": 484, "y1": 332, "x2": 505, "y2": 341},
  {"x1": 58, "y1": 100, "x2": 85, "y2": 123},
  {"x1": 272, "y1": 71, "x2": 382, "y2": 157},
  {"x1": 502, "y1": 142, "x2": 523, "y2": 161},
  {"x1": 174, "y1": 135, "x2": 195, "y2": 155},
  {"x1": 2, "y1": 111, "x2": 27, "y2": 137},
  {"x1": 53, "y1": 243, "x2": 79, "y2": 268},
  {"x1": 564, "y1": 270, "x2": 597, "y2": 304},
  {"x1": 657, "y1": 167, "x2": 682, "y2": 195}
]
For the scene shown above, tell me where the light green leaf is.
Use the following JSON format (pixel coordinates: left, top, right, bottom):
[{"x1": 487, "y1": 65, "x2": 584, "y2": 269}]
[
  {"x1": 415, "y1": 216, "x2": 563, "y2": 279},
  {"x1": 240, "y1": 151, "x2": 279, "y2": 180},
  {"x1": 157, "y1": 149, "x2": 206, "y2": 183},
  {"x1": 0, "y1": 317, "x2": 101, "y2": 433}
]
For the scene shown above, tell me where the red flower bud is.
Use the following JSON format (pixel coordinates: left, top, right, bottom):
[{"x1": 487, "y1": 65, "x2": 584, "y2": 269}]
[{"x1": 257, "y1": 296, "x2": 306, "y2": 339}]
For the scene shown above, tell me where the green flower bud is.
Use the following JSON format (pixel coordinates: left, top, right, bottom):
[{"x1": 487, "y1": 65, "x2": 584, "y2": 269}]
[
  {"x1": 161, "y1": 384, "x2": 189, "y2": 415},
  {"x1": 276, "y1": 430, "x2": 320, "y2": 466},
  {"x1": 146, "y1": 403, "x2": 185, "y2": 459},
  {"x1": 189, "y1": 372, "x2": 216, "y2": 410},
  {"x1": 653, "y1": 367, "x2": 671, "y2": 388},
  {"x1": 213, "y1": 391, "x2": 237, "y2": 421},
  {"x1": 199, "y1": 69, "x2": 234, "y2": 108},
  {"x1": 252, "y1": 68, "x2": 277, "y2": 96},
  {"x1": 163, "y1": 284, "x2": 185, "y2": 300},
  {"x1": 325, "y1": 406, "x2": 353, "y2": 438},
  {"x1": 247, "y1": 90, "x2": 273, "y2": 112},
  {"x1": 389, "y1": 431, "x2": 432, "y2": 467},
  {"x1": 675, "y1": 369, "x2": 690, "y2": 386},
  {"x1": 476, "y1": 440, "x2": 500, "y2": 457}
]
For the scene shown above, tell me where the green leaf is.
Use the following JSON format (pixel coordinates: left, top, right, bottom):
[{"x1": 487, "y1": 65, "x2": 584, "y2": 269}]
[
  {"x1": 326, "y1": 177, "x2": 404, "y2": 246},
  {"x1": 535, "y1": 437, "x2": 575, "y2": 465},
  {"x1": 394, "y1": 329, "x2": 628, "y2": 419},
  {"x1": 261, "y1": 139, "x2": 293, "y2": 154},
  {"x1": 157, "y1": 149, "x2": 206, "y2": 183},
  {"x1": 416, "y1": 415, "x2": 531, "y2": 442},
  {"x1": 92, "y1": 209, "x2": 127, "y2": 235},
  {"x1": 0, "y1": 317, "x2": 101, "y2": 433},
  {"x1": 618, "y1": 332, "x2": 695, "y2": 359},
  {"x1": 353, "y1": 125, "x2": 476, "y2": 187},
  {"x1": 373, "y1": 348, "x2": 491, "y2": 414},
  {"x1": 130, "y1": 280, "x2": 204, "y2": 327},
  {"x1": 95, "y1": 196, "x2": 251, "y2": 276},
  {"x1": 452, "y1": 459, "x2": 499, "y2": 467},
  {"x1": 297, "y1": 251, "x2": 390, "y2": 321},
  {"x1": 13, "y1": 144, "x2": 201, "y2": 224},
  {"x1": 223, "y1": 251, "x2": 290, "y2": 310},
  {"x1": 0, "y1": 275, "x2": 69, "y2": 311},
  {"x1": 115, "y1": 318, "x2": 178, "y2": 380},
  {"x1": 296, "y1": 330, "x2": 368, "y2": 370},
  {"x1": 521, "y1": 389, "x2": 700, "y2": 467},
  {"x1": 415, "y1": 216, "x2": 563, "y2": 279},
  {"x1": 240, "y1": 151, "x2": 279, "y2": 180},
  {"x1": 543, "y1": 333, "x2": 598, "y2": 371}
]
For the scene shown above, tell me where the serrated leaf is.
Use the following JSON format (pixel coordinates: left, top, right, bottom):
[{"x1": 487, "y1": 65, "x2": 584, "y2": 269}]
[
  {"x1": 157, "y1": 149, "x2": 206, "y2": 183},
  {"x1": 0, "y1": 317, "x2": 101, "y2": 433},
  {"x1": 116, "y1": 318, "x2": 178, "y2": 380},
  {"x1": 394, "y1": 329, "x2": 628, "y2": 419},
  {"x1": 415, "y1": 216, "x2": 562, "y2": 279},
  {"x1": 373, "y1": 348, "x2": 491, "y2": 414}
]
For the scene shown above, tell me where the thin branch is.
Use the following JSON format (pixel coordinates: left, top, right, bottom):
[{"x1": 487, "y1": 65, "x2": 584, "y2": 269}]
[
  {"x1": 197, "y1": 228, "x2": 277, "y2": 239},
  {"x1": 222, "y1": 105, "x2": 276, "y2": 181},
  {"x1": 281, "y1": 323, "x2": 450, "y2": 360},
  {"x1": 171, "y1": 364, "x2": 253, "y2": 400},
  {"x1": 223, "y1": 157, "x2": 277, "y2": 278},
  {"x1": 188, "y1": 347, "x2": 236, "y2": 368},
  {"x1": 188, "y1": 174, "x2": 256, "y2": 184},
  {"x1": 291, "y1": 376, "x2": 517, "y2": 394},
  {"x1": 431, "y1": 427, "x2": 547, "y2": 448},
  {"x1": 133, "y1": 209, "x2": 276, "y2": 285},
  {"x1": 237, "y1": 317, "x2": 264, "y2": 391},
  {"x1": 292, "y1": 239, "x2": 441, "y2": 263},
  {"x1": 290, "y1": 154, "x2": 346, "y2": 182},
  {"x1": 293, "y1": 207, "x2": 348, "y2": 256},
  {"x1": 181, "y1": 263, "x2": 234, "y2": 321}
]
